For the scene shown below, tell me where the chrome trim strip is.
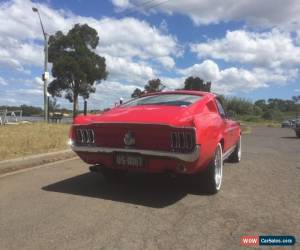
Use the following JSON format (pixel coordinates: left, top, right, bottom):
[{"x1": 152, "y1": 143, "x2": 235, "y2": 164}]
[
  {"x1": 72, "y1": 122, "x2": 197, "y2": 131},
  {"x1": 71, "y1": 145, "x2": 200, "y2": 162},
  {"x1": 226, "y1": 127, "x2": 237, "y2": 132},
  {"x1": 222, "y1": 145, "x2": 236, "y2": 161}
]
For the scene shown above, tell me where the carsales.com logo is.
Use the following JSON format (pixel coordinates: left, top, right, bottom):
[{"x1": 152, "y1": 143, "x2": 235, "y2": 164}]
[
  {"x1": 240, "y1": 236, "x2": 259, "y2": 247},
  {"x1": 240, "y1": 235, "x2": 296, "y2": 247}
]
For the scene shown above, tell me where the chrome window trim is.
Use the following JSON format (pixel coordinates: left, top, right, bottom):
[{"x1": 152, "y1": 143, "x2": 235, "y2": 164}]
[
  {"x1": 71, "y1": 144, "x2": 200, "y2": 163},
  {"x1": 72, "y1": 122, "x2": 196, "y2": 131}
]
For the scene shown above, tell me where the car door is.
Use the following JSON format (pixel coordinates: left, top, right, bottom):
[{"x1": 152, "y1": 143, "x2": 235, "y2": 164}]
[{"x1": 215, "y1": 98, "x2": 233, "y2": 152}]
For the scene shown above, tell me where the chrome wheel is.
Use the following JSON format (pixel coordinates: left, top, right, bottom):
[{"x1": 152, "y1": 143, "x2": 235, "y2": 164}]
[
  {"x1": 228, "y1": 135, "x2": 242, "y2": 163},
  {"x1": 214, "y1": 143, "x2": 223, "y2": 190},
  {"x1": 237, "y1": 136, "x2": 242, "y2": 161}
]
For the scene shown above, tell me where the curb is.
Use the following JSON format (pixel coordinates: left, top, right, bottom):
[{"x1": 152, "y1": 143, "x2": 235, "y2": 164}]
[{"x1": 0, "y1": 149, "x2": 77, "y2": 175}]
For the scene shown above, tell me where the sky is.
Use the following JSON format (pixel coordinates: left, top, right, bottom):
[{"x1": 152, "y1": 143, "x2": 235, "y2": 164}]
[{"x1": 0, "y1": 0, "x2": 300, "y2": 110}]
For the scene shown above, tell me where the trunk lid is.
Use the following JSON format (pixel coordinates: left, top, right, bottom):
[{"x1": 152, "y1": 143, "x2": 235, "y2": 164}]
[{"x1": 76, "y1": 105, "x2": 193, "y2": 126}]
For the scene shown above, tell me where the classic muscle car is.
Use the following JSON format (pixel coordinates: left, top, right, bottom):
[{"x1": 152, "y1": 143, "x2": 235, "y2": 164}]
[{"x1": 69, "y1": 90, "x2": 241, "y2": 193}]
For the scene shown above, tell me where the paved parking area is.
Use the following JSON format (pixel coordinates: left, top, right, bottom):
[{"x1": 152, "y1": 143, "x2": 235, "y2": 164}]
[{"x1": 0, "y1": 126, "x2": 299, "y2": 249}]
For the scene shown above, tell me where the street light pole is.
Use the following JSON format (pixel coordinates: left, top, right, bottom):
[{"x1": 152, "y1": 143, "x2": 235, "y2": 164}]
[
  {"x1": 32, "y1": 7, "x2": 48, "y2": 122},
  {"x1": 44, "y1": 33, "x2": 49, "y2": 122}
]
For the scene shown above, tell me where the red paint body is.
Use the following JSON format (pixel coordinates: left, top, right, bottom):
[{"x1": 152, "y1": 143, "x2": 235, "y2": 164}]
[{"x1": 70, "y1": 90, "x2": 241, "y2": 174}]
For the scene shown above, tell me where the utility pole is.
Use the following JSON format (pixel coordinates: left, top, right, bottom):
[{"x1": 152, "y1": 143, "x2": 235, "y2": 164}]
[{"x1": 32, "y1": 7, "x2": 49, "y2": 122}]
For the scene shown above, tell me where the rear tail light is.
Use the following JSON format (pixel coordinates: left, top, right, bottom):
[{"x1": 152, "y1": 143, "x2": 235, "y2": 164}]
[
  {"x1": 170, "y1": 130, "x2": 195, "y2": 152},
  {"x1": 75, "y1": 128, "x2": 95, "y2": 145}
]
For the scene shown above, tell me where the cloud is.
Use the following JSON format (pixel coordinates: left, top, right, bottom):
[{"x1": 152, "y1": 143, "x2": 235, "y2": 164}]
[
  {"x1": 159, "y1": 20, "x2": 169, "y2": 33},
  {"x1": 178, "y1": 60, "x2": 298, "y2": 94},
  {"x1": 93, "y1": 17, "x2": 179, "y2": 64},
  {"x1": 17, "y1": 88, "x2": 43, "y2": 95},
  {"x1": 0, "y1": 0, "x2": 299, "y2": 108},
  {"x1": 0, "y1": 97, "x2": 20, "y2": 104},
  {"x1": 89, "y1": 81, "x2": 141, "y2": 108},
  {"x1": 178, "y1": 60, "x2": 221, "y2": 81},
  {"x1": 0, "y1": 36, "x2": 43, "y2": 71},
  {"x1": 103, "y1": 54, "x2": 155, "y2": 83},
  {"x1": 1, "y1": 87, "x2": 44, "y2": 107},
  {"x1": 190, "y1": 29, "x2": 300, "y2": 68},
  {"x1": 0, "y1": 0, "x2": 181, "y2": 108},
  {"x1": 0, "y1": 76, "x2": 8, "y2": 85},
  {"x1": 160, "y1": 76, "x2": 184, "y2": 90},
  {"x1": 156, "y1": 56, "x2": 175, "y2": 69},
  {"x1": 34, "y1": 76, "x2": 44, "y2": 87},
  {"x1": 114, "y1": 0, "x2": 300, "y2": 30},
  {"x1": 0, "y1": 0, "x2": 179, "y2": 74},
  {"x1": 111, "y1": 0, "x2": 132, "y2": 9}
]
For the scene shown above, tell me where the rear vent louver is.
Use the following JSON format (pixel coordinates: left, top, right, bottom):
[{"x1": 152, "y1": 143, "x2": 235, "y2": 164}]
[
  {"x1": 76, "y1": 128, "x2": 95, "y2": 145},
  {"x1": 171, "y1": 131, "x2": 195, "y2": 152}
]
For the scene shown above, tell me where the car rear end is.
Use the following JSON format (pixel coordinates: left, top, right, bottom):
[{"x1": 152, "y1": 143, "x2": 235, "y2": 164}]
[{"x1": 69, "y1": 122, "x2": 201, "y2": 174}]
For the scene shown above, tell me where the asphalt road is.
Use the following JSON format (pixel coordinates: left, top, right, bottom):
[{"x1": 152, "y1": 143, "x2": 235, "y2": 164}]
[{"x1": 1, "y1": 126, "x2": 299, "y2": 250}]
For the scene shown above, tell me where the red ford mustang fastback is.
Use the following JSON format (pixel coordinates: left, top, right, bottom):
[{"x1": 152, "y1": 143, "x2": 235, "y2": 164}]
[{"x1": 69, "y1": 90, "x2": 241, "y2": 193}]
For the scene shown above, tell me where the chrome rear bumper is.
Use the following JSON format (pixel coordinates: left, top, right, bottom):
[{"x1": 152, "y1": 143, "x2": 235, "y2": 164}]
[{"x1": 71, "y1": 145, "x2": 200, "y2": 162}]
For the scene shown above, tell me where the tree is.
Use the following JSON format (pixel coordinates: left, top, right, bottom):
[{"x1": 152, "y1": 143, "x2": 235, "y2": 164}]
[
  {"x1": 292, "y1": 95, "x2": 300, "y2": 117},
  {"x1": 144, "y1": 78, "x2": 165, "y2": 93},
  {"x1": 19, "y1": 105, "x2": 43, "y2": 116},
  {"x1": 48, "y1": 24, "x2": 108, "y2": 117},
  {"x1": 225, "y1": 97, "x2": 253, "y2": 115},
  {"x1": 131, "y1": 78, "x2": 165, "y2": 97},
  {"x1": 254, "y1": 99, "x2": 267, "y2": 112},
  {"x1": 48, "y1": 97, "x2": 60, "y2": 113},
  {"x1": 253, "y1": 105, "x2": 263, "y2": 116},
  {"x1": 131, "y1": 88, "x2": 143, "y2": 98},
  {"x1": 292, "y1": 95, "x2": 300, "y2": 102},
  {"x1": 183, "y1": 77, "x2": 211, "y2": 92}
]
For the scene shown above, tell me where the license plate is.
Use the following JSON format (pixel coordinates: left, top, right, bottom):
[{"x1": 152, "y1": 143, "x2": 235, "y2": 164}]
[{"x1": 115, "y1": 153, "x2": 144, "y2": 168}]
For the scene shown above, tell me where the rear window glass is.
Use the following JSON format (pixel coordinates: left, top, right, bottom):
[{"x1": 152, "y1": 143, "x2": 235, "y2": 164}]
[{"x1": 123, "y1": 94, "x2": 202, "y2": 107}]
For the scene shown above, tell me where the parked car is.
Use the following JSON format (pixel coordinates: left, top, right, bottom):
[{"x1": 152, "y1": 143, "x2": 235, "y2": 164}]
[
  {"x1": 69, "y1": 91, "x2": 241, "y2": 193},
  {"x1": 294, "y1": 118, "x2": 300, "y2": 138},
  {"x1": 281, "y1": 120, "x2": 291, "y2": 128},
  {"x1": 290, "y1": 119, "x2": 296, "y2": 128}
]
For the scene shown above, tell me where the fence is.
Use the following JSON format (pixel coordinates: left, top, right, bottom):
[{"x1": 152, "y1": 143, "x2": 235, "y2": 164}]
[{"x1": 0, "y1": 109, "x2": 23, "y2": 125}]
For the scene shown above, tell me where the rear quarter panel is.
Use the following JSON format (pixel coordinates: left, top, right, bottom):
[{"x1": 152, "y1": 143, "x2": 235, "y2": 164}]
[
  {"x1": 231, "y1": 120, "x2": 241, "y2": 145},
  {"x1": 193, "y1": 111, "x2": 223, "y2": 171}
]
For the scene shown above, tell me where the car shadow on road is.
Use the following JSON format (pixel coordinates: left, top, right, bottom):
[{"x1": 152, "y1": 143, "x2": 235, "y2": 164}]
[{"x1": 42, "y1": 171, "x2": 213, "y2": 208}]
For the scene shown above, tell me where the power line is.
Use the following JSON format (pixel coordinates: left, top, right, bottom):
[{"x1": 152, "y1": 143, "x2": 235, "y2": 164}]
[
  {"x1": 143, "y1": 0, "x2": 170, "y2": 11},
  {"x1": 116, "y1": 0, "x2": 170, "y2": 18},
  {"x1": 136, "y1": 0, "x2": 159, "y2": 7},
  {"x1": 117, "y1": 0, "x2": 157, "y2": 17}
]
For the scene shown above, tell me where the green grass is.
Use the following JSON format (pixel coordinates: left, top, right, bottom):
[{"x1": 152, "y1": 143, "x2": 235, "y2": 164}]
[{"x1": 0, "y1": 123, "x2": 70, "y2": 161}]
